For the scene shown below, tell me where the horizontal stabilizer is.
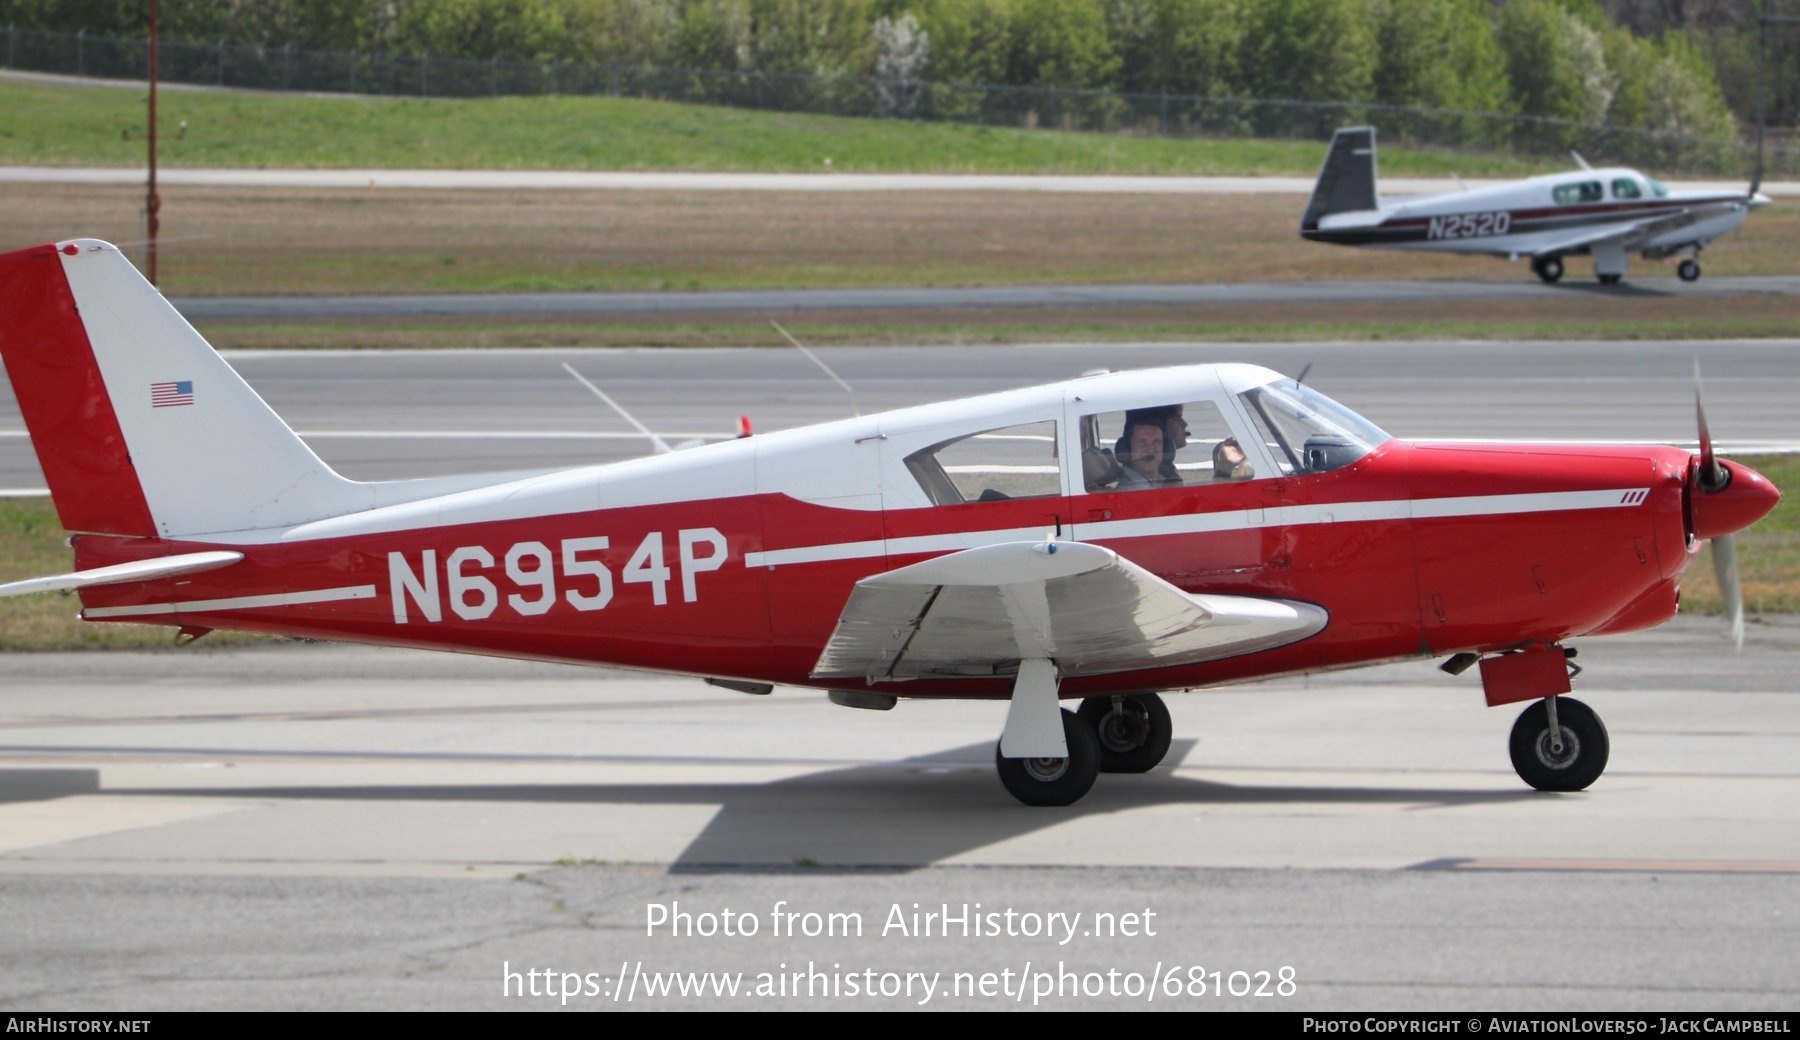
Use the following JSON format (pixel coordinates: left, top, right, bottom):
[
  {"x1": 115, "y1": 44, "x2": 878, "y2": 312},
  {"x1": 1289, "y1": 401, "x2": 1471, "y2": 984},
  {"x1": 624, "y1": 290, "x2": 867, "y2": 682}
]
[{"x1": 0, "y1": 551, "x2": 243, "y2": 599}]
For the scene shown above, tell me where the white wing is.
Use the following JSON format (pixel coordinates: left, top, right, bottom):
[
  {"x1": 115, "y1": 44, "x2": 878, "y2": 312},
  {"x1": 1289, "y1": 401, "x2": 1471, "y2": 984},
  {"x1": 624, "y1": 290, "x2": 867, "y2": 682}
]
[{"x1": 811, "y1": 540, "x2": 1326, "y2": 684}]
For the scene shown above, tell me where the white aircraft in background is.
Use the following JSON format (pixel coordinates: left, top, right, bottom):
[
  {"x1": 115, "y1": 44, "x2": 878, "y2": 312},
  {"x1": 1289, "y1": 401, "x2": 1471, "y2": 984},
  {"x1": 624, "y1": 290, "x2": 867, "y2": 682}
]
[{"x1": 1300, "y1": 126, "x2": 1770, "y2": 285}]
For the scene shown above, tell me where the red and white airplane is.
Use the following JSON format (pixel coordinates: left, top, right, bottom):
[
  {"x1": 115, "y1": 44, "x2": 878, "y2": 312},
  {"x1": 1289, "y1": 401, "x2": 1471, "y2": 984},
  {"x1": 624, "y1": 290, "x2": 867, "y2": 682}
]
[
  {"x1": 0, "y1": 240, "x2": 1781, "y2": 806},
  {"x1": 1301, "y1": 126, "x2": 1770, "y2": 285}
]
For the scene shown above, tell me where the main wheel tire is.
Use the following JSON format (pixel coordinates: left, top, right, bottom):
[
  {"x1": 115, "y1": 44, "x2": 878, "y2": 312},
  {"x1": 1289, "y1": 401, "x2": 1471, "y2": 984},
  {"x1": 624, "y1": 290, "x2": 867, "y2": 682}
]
[
  {"x1": 1077, "y1": 693, "x2": 1173, "y2": 773},
  {"x1": 1598, "y1": 273, "x2": 1623, "y2": 285},
  {"x1": 995, "y1": 708, "x2": 1101, "y2": 807},
  {"x1": 1533, "y1": 257, "x2": 1565, "y2": 284},
  {"x1": 1678, "y1": 259, "x2": 1701, "y2": 282},
  {"x1": 1509, "y1": 697, "x2": 1609, "y2": 792}
]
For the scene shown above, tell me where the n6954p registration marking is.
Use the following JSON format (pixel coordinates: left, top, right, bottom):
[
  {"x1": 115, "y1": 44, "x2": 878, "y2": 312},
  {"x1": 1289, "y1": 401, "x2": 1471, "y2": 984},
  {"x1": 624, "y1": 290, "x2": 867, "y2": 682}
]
[{"x1": 388, "y1": 528, "x2": 727, "y2": 624}]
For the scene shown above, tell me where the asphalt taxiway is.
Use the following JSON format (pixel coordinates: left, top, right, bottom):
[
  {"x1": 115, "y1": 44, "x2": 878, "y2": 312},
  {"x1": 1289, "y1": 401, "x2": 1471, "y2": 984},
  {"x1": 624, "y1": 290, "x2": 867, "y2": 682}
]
[
  {"x1": 0, "y1": 619, "x2": 1796, "y2": 1010},
  {"x1": 3, "y1": 339, "x2": 1797, "y2": 490},
  {"x1": 165, "y1": 275, "x2": 1800, "y2": 322}
]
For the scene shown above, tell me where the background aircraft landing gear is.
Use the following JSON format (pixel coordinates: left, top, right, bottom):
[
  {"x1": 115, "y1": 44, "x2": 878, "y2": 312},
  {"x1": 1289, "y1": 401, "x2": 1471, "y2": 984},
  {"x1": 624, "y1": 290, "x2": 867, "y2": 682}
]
[
  {"x1": 1077, "y1": 693, "x2": 1172, "y2": 773},
  {"x1": 996, "y1": 708, "x2": 1100, "y2": 806},
  {"x1": 1597, "y1": 273, "x2": 1623, "y2": 285},
  {"x1": 1679, "y1": 259, "x2": 1702, "y2": 282},
  {"x1": 1531, "y1": 256, "x2": 1564, "y2": 284},
  {"x1": 1509, "y1": 696, "x2": 1609, "y2": 792}
]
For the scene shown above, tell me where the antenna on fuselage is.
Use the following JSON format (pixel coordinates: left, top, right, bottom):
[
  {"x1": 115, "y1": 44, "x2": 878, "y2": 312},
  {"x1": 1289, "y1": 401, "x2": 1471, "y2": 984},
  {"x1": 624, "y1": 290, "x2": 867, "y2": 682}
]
[
  {"x1": 1570, "y1": 150, "x2": 1593, "y2": 171},
  {"x1": 771, "y1": 320, "x2": 860, "y2": 417},
  {"x1": 560, "y1": 362, "x2": 675, "y2": 454},
  {"x1": 1294, "y1": 363, "x2": 1313, "y2": 386}
]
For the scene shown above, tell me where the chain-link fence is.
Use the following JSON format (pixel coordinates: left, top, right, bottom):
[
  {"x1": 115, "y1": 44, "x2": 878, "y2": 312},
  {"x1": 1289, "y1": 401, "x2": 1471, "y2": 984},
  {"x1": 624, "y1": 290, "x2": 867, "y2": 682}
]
[{"x1": 3, "y1": 25, "x2": 1785, "y2": 177}]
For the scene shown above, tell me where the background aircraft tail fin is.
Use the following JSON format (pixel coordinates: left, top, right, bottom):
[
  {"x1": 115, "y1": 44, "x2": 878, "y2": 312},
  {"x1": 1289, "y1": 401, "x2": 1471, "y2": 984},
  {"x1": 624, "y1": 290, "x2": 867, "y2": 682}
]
[
  {"x1": 0, "y1": 239, "x2": 371, "y2": 538},
  {"x1": 1301, "y1": 126, "x2": 1380, "y2": 229}
]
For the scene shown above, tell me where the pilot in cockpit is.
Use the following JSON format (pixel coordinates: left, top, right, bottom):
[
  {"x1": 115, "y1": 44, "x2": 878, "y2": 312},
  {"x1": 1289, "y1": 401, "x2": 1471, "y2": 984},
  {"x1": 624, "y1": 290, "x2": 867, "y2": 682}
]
[{"x1": 1115, "y1": 418, "x2": 1173, "y2": 490}]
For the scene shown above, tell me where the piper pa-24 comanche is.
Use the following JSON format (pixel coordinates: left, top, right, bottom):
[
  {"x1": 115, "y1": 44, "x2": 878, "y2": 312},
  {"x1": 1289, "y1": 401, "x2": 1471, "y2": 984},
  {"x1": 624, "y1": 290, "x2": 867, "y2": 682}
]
[
  {"x1": 1301, "y1": 126, "x2": 1770, "y2": 285},
  {"x1": 0, "y1": 240, "x2": 1781, "y2": 805}
]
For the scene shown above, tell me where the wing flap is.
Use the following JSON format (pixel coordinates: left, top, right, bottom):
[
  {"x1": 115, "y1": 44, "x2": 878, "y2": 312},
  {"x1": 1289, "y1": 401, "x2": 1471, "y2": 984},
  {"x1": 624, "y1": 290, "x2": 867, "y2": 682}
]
[
  {"x1": 811, "y1": 540, "x2": 1325, "y2": 683},
  {"x1": 0, "y1": 551, "x2": 244, "y2": 598}
]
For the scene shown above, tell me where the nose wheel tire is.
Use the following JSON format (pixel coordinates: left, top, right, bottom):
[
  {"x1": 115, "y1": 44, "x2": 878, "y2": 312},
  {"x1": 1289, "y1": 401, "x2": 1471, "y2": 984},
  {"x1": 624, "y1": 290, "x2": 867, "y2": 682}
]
[
  {"x1": 1509, "y1": 697, "x2": 1609, "y2": 792},
  {"x1": 996, "y1": 708, "x2": 1101, "y2": 807},
  {"x1": 1532, "y1": 257, "x2": 1564, "y2": 284},
  {"x1": 1678, "y1": 259, "x2": 1701, "y2": 282},
  {"x1": 1077, "y1": 693, "x2": 1173, "y2": 773}
]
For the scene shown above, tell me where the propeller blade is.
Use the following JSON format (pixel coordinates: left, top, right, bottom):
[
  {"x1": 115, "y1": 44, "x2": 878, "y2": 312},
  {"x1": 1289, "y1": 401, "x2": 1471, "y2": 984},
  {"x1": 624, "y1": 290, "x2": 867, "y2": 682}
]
[
  {"x1": 1713, "y1": 533, "x2": 1744, "y2": 652},
  {"x1": 1693, "y1": 358, "x2": 1726, "y2": 490}
]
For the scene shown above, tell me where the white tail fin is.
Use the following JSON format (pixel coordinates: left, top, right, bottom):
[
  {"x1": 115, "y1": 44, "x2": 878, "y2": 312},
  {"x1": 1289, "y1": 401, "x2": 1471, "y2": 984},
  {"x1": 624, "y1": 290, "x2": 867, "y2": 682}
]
[{"x1": 0, "y1": 239, "x2": 372, "y2": 537}]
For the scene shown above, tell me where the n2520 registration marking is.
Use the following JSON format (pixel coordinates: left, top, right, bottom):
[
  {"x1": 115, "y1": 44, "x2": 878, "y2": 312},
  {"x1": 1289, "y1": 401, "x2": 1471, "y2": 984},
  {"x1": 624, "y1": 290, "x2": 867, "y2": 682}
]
[
  {"x1": 1427, "y1": 212, "x2": 1512, "y2": 240},
  {"x1": 388, "y1": 528, "x2": 727, "y2": 624}
]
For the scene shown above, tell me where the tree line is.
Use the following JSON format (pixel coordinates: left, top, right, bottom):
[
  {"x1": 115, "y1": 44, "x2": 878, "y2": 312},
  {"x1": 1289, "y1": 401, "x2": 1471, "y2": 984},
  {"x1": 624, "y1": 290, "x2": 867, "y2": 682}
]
[{"x1": 5, "y1": 0, "x2": 1784, "y2": 144}]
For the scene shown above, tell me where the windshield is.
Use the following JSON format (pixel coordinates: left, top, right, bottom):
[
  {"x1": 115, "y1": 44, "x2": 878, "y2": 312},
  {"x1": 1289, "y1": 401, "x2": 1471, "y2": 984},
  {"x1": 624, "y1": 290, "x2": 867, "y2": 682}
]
[
  {"x1": 1237, "y1": 379, "x2": 1390, "y2": 475},
  {"x1": 1648, "y1": 178, "x2": 1670, "y2": 198}
]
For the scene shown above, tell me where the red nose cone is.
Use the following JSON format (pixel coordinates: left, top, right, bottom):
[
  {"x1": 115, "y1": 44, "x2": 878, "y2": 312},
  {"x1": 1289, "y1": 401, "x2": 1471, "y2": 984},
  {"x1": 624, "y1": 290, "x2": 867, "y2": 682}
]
[{"x1": 1690, "y1": 459, "x2": 1782, "y2": 542}]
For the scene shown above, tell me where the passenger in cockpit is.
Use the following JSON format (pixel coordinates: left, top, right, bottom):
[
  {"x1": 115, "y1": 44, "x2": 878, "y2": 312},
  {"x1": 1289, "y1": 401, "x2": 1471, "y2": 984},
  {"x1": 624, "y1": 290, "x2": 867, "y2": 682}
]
[{"x1": 1213, "y1": 437, "x2": 1253, "y2": 481}]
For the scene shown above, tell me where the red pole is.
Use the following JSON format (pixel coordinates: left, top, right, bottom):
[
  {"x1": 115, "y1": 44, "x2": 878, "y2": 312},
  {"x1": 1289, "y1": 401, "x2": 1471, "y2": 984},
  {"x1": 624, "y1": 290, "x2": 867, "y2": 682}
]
[{"x1": 147, "y1": 0, "x2": 160, "y2": 285}]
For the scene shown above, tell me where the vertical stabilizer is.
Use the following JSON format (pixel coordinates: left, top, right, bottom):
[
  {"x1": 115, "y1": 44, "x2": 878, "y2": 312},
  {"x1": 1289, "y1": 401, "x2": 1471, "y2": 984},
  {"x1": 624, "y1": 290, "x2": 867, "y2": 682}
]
[
  {"x1": 0, "y1": 240, "x2": 372, "y2": 537},
  {"x1": 1301, "y1": 127, "x2": 1380, "y2": 230}
]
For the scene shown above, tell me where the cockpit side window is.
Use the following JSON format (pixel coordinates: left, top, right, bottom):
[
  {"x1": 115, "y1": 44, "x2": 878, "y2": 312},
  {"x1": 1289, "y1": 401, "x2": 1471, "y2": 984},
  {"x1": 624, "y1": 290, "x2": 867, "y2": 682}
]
[
  {"x1": 1648, "y1": 177, "x2": 1671, "y2": 198},
  {"x1": 1553, "y1": 181, "x2": 1603, "y2": 205},
  {"x1": 1077, "y1": 399, "x2": 1252, "y2": 492},
  {"x1": 1611, "y1": 178, "x2": 1642, "y2": 200},
  {"x1": 905, "y1": 420, "x2": 1060, "y2": 505}
]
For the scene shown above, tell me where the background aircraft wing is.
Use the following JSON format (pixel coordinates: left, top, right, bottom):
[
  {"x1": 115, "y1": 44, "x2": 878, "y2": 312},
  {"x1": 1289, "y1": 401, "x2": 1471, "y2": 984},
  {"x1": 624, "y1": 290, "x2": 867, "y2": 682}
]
[
  {"x1": 810, "y1": 540, "x2": 1326, "y2": 683},
  {"x1": 1526, "y1": 207, "x2": 1698, "y2": 257}
]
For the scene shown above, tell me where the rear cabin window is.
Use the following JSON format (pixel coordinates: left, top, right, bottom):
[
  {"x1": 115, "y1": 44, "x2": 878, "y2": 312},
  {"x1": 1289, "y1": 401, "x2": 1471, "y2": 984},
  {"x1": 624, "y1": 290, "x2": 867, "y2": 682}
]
[
  {"x1": 1553, "y1": 181, "x2": 1603, "y2": 205},
  {"x1": 905, "y1": 420, "x2": 1060, "y2": 504},
  {"x1": 1611, "y1": 178, "x2": 1642, "y2": 200}
]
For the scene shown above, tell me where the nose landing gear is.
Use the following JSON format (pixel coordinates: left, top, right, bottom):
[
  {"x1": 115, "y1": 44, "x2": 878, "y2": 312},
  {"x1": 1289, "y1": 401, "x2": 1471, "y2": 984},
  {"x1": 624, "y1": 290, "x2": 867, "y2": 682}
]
[{"x1": 1509, "y1": 696, "x2": 1610, "y2": 791}]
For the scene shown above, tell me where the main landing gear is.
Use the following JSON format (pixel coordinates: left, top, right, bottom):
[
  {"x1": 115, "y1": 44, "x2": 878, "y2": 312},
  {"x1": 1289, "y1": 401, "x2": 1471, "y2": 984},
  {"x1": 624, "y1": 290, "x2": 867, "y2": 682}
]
[
  {"x1": 994, "y1": 692, "x2": 1173, "y2": 806},
  {"x1": 1077, "y1": 693, "x2": 1174, "y2": 774},
  {"x1": 1531, "y1": 256, "x2": 1564, "y2": 284},
  {"x1": 1678, "y1": 258, "x2": 1702, "y2": 282},
  {"x1": 1508, "y1": 696, "x2": 1610, "y2": 791},
  {"x1": 995, "y1": 709, "x2": 1100, "y2": 807}
]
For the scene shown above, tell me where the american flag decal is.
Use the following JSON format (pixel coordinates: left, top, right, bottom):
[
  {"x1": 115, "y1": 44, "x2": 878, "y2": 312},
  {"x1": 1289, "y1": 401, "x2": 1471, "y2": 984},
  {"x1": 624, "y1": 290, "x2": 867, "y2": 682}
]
[{"x1": 151, "y1": 380, "x2": 195, "y2": 408}]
